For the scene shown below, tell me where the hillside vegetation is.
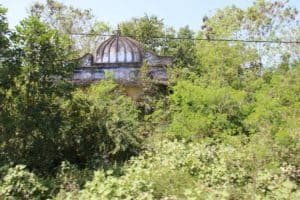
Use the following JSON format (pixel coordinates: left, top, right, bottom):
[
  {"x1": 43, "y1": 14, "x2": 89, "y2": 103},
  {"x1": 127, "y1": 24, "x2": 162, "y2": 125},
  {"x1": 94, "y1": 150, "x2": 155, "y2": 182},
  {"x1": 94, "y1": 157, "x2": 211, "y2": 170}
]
[{"x1": 0, "y1": 0, "x2": 299, "y2": 199}]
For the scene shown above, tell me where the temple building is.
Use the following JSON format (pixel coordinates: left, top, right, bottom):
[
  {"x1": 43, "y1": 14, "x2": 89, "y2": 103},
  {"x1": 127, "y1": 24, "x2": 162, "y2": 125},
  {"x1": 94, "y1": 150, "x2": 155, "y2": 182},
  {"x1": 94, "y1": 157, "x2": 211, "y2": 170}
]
[{"x1": 74, "y1": 30, "x2": 172, "y2": 86}]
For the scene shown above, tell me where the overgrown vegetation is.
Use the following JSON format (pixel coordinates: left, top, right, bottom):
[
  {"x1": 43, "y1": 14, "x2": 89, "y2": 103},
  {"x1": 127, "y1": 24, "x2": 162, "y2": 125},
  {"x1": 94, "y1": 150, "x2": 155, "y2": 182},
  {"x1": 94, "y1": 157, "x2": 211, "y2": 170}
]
[{"x1": 0, "y1": 0, "x2": 299, "y2": 199}]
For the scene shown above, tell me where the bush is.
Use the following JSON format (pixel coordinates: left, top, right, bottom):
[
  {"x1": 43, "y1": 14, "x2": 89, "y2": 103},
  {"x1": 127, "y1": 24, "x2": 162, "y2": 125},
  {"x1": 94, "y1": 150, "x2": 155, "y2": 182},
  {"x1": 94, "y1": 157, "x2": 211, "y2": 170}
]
[
  {"x1": 60, "y1": 138, "x2": 300, "y2": 200},
  {"x1": 59, "y1": 80, "x2": 143, "y2": 167},
  {"x1": 55, "y1": 161, "x2": 92, "y2": 200},
  {"x1": 0, "y1": 165, "x2": 47, "y2": 200},
  {"x1": 169, "y1": 80, "x2": 248, "y2": 139}
]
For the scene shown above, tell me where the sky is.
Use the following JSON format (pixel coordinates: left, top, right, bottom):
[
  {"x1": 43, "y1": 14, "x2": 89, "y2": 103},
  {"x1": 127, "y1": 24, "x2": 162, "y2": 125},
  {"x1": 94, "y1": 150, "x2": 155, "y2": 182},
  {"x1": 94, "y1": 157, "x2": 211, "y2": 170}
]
[{"x1": 1, "y1": 0, "x2": 300, "y2": 31}]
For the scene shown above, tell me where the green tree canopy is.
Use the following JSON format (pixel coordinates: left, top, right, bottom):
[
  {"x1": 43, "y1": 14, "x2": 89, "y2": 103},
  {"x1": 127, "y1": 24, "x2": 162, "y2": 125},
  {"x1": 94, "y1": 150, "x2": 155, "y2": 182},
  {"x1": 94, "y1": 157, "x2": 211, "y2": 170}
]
[
  {"x1": 30, "y1": 0, "x2": 111, "y2": 54},
  {"x1": 0, "y1": 16, "x2": 77, "y2": 172}
]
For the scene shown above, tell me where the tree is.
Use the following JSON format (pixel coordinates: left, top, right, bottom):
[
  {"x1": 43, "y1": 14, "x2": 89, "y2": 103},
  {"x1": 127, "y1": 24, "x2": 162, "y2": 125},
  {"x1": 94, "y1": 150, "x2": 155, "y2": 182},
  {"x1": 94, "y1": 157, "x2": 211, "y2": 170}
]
[
  {"x1": 0, "y1": 5, "x2": 10, "y2": 98},
  {"x1": 200, "y1": 0, "x2": 299, "y2": 69},
  {"x1": 0, "y1": 16, "x2": 77, "y2": 173},
  {"x1": 166, "y1": 26, "x2": 197, "y2": 68},
  {"x1": 30, "y1": 0, "x2": 111, "y2": 54},
  {"x1": 168, "y1": 80, "x2": 249, "y2": 139},
  {"x1": 0, "y1": 6, "x2": 9, "y2": 59},
  {"x1": 0, "y1": 6, "x2": 22, "y2": 167},
  {"x1": 0, "y1": 6, "x2": 21, "y2": 92},
  {"x1": 119, "y1": 14, "x2": 168, "y2": 53},
  {"x1": 59, "y1": 80, "x2": 143, "y2": 167}
]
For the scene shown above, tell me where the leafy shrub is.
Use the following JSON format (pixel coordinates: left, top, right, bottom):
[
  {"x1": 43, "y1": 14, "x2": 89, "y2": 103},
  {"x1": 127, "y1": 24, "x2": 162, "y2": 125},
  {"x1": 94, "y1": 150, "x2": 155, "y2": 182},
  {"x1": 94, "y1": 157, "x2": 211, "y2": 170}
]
[
  {"x1": 62, "y1": 139, "x2": 299, "y2": 199},
  {"x1": 0, "y1": 165, "x2": 47, "y2": 200},
  {"x1": 59, "y1": 80, "x2": 143, "y2": 167},
  {"x1": 55, "y1": 161, "x2": 92, "y2": 200},
  {"x1": 169, "y1": 80, "x2": 248, "y2": 139}
]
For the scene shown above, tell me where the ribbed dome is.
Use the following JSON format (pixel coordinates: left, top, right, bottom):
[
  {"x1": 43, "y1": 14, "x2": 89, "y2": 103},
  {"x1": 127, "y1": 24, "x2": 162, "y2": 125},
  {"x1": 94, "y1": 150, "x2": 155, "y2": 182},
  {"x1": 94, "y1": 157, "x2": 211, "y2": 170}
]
[{"x1": 95, "y1": 31, "x2": 144, "y2": 64}]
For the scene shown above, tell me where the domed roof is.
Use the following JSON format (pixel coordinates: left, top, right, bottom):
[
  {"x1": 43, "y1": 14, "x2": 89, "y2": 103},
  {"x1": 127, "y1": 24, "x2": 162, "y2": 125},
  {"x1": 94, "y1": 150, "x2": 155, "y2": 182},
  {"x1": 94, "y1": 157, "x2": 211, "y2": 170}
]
[{"x1": 95, "y1": 31, "x2": 144, "y2": 64}]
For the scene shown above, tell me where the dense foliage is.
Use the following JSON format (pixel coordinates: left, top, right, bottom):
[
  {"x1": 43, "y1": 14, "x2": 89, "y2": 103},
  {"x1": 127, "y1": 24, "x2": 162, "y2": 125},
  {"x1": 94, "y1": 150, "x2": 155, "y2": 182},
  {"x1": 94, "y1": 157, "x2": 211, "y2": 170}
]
[
  {"x1": 73, "y1": 139, "x2": 299, "y2": 199},
  {"x1": 0, "y1": 0, "x2": 299, "y2": 199},
  {"x1": 59, "y1": 81, "x2": 142, "y2": 167}
]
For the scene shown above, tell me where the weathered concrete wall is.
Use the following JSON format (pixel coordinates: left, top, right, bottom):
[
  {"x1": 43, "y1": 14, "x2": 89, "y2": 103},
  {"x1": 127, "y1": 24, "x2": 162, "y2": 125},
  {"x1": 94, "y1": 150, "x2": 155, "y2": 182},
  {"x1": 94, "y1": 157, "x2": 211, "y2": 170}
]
[
  {"x1": 73, "y1": 66, "x2": 167, "y2": 83},
  {"x1": 74, "y1": 48, "x2": 171, "y2": 84}
]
